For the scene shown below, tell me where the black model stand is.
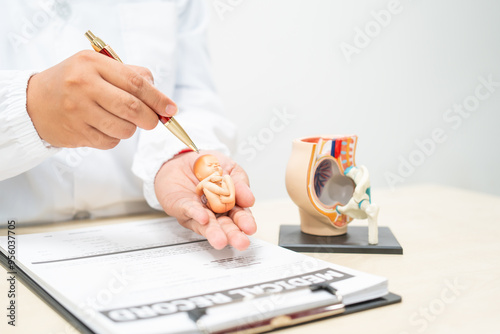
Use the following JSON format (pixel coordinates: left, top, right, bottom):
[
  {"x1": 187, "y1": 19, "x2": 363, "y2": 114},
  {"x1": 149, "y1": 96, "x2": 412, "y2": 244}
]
[{"x1": 278, "y1": 225, "x2": 403, "y2": 254}]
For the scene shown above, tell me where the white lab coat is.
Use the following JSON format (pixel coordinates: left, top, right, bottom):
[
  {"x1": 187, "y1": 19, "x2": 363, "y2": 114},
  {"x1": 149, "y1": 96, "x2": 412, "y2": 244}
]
[{"x1": 0, "y1": 0, "x2": 235, "y2": 224}]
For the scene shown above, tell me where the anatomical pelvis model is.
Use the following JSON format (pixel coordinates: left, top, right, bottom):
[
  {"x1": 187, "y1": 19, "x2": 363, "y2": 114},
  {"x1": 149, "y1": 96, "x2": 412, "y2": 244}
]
[{"x1": 285, "y1": 135, "x2": 379, "y2": 245}]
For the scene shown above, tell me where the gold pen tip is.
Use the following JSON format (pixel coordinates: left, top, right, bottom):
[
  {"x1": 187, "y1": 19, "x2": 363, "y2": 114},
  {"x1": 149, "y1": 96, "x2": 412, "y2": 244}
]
[
  {"x1": 161, "y1": 116, "x2": 199, "y2": 154},
  {"x1": 84, "y1": 30, "x2": 95, "y2": 42}
]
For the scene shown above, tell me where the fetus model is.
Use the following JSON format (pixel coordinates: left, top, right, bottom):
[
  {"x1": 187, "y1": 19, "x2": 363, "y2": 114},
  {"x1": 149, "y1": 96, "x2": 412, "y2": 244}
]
[{"x1": 194, "y1": 154, "x2": 236, "y2": 214}]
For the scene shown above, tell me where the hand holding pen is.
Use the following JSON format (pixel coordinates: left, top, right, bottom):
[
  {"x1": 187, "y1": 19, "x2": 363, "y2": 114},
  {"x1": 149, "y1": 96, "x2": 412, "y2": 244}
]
[
  {"x1": 26, "y1": 42, "x2": 179, "y2": 150},
  {"x1": 85, "y1": 31, "x2": 198, "y2": 152}
]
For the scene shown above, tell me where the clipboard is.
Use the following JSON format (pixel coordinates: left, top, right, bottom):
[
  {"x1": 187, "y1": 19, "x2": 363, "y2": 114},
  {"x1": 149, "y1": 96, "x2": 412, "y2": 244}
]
[{"x1": 1, "y1": 252, "x2": 401, "y2": 334}]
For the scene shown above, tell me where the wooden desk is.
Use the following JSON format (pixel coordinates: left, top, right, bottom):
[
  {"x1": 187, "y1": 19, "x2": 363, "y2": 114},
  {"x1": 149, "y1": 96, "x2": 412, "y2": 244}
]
[{"x1": 1, "y1": 184, "x2": 499, "y2": 333}]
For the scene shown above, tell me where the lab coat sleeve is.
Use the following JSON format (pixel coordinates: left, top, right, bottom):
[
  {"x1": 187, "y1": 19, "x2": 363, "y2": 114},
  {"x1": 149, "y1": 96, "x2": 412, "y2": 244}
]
[
  {"x1": 131, "y1": 0, "x2": 236, "y2": 210},
  {"x1": 0, "y1": 70, "x2": 60, "y2": 181}
]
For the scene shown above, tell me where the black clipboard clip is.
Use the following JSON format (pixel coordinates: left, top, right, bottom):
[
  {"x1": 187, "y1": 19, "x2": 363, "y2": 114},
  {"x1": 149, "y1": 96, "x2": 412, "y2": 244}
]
[{"x1": 188, "y1": 282, "x2": 345, "y2": 334}]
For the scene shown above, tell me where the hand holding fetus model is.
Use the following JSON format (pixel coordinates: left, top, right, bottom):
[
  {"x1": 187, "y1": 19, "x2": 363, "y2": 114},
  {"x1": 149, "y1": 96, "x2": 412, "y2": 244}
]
[{"x1": 194, "y1": 154, "x2": 236, "y2": 214}]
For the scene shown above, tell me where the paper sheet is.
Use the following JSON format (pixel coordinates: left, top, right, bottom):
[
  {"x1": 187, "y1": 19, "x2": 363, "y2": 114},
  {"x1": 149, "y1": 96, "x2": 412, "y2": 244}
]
[{"x1": 0, "y1": 217, "x2": 387, "y2": 334}]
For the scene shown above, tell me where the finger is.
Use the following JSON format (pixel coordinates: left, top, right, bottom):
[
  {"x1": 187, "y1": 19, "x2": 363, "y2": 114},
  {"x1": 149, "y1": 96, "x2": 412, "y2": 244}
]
[
  {"x1": 182, "y1": 200, "x2": 210, "y2": 225},
  {"x1": 95, "y1": 57, "x2": 177, "y2": 117},
  {"x1": 218, "y1": 216, "x2": 251, "y2": 251},
  {"x1": 81, "y1": 124, "x2": 121, "y2": 150},
  {"x1": 91, "y1": 80, "x2": 159, "y2": 130},
  {"x1": 57, "y1": 123, "x2": 120, "y2": 149},
  {"x1": 226, "y1": 164, "x2": 255, "y2": 208},
  {"x1": 59, "y1": 98, "x2": 122, "y2": 149},
  {"x1": 181, "y1": 214, "x2": 228, "y2": 250},
  {"x1": 126, "y1": 65, "x2": 154, "y2": 85},
  {"x1": 204, "y1": 218, "x2": 229, "y2": 250},
  {"x1": 228, "y1": 207, "x2": 257, "y2": 235},
  {"x1": 84, "y1": 101, "x2": 138, "y2": 139},
  {"x1": 164, "y1": 196, "x2": 210, "y2": 226},
  {"x1": 235, "y1": 182, "x2": 255, "y2": 208}
]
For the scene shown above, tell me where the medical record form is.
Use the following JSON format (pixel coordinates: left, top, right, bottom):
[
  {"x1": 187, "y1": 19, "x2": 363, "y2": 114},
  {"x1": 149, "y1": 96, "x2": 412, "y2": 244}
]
[{"x1": 0, "y1": 217, "x2": 396, "y2": 334}]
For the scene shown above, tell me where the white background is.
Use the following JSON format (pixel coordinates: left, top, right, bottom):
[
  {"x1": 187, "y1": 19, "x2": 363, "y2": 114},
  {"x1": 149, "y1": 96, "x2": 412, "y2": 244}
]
[{"x1": 207, "y1": 0, "x2": 500, "y2": 202}]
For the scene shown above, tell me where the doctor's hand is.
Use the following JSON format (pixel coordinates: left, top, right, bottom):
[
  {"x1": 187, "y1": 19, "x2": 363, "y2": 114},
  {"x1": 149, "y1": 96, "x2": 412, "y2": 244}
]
[
  {"x1": 26, "y1": 50, "x2": 177, "y2": 149},
  {"x1": 154, "y1": 151, "x2": 256, "y2": 251}
]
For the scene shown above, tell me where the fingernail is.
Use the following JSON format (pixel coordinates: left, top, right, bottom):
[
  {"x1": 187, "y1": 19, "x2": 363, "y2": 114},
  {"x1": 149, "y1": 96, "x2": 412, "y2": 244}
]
[{"x1": 166, "y1": 104, "x2": 178, "y2": 116}]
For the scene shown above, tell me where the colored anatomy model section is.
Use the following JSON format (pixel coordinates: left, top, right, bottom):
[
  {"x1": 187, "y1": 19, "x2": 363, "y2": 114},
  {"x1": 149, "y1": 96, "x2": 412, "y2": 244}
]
[
  {"x1": 308, "y1": 136, "x2": 358, "y2": 229},
  {"x1": 286, "y1": 135, "x2": 378, "y2": 244}
]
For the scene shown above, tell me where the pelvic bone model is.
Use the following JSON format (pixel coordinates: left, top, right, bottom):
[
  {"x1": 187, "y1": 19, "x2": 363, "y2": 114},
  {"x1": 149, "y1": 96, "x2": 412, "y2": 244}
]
[
  {"x1": 285, "y1": 135, "x2": 379, "y2": 245},
  {"x1": 194, "y1": 154, "x2": 236, "y2": 214}
]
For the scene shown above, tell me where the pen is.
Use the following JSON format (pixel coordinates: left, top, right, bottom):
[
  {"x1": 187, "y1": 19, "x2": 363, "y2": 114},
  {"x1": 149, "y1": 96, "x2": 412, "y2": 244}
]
[{"x1": 84, "y1": 30, "x2": 199, "y2": 153}]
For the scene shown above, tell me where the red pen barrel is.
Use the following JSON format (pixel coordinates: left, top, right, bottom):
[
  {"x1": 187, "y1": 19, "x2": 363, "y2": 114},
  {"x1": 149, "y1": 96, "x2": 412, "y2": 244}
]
[
  {"x1": 98, "y1": 48, "x2": 114, "y2": 59},
  {"x1": 158, "y1": 115, "x2": 171, "y2": 124}
]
